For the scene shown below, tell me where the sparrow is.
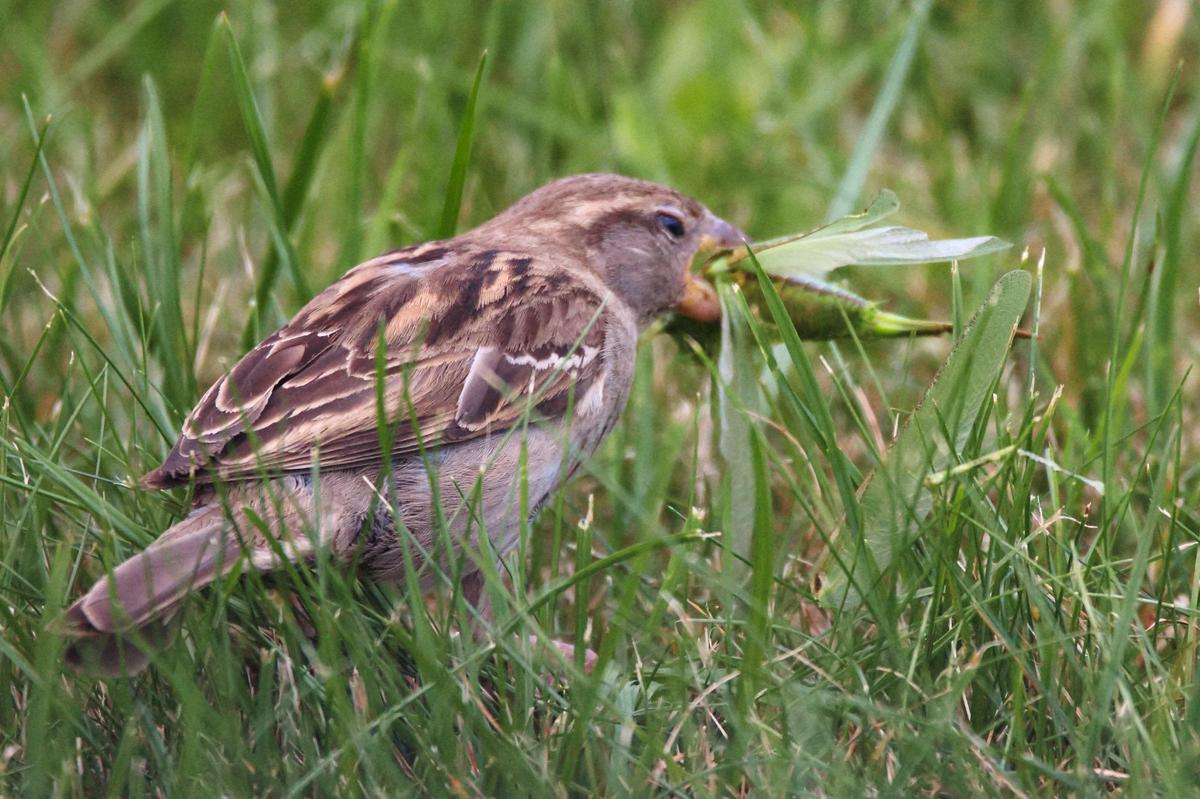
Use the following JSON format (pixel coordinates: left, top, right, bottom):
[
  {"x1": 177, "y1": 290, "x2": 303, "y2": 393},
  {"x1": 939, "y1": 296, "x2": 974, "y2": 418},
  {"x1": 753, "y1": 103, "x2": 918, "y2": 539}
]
[{"x1": 63, "y1": 173, "x2": 742, "y2": 675}]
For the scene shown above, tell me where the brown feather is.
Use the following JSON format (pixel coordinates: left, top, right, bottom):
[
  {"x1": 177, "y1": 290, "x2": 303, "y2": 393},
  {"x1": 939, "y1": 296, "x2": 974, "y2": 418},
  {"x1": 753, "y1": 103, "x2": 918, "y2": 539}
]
[
  {"x1": 144, "y1": 248, "x2": 612, "y2": 488},
  {"x1": 62, "y1": 505, "x2": 240, "y2": 675}
]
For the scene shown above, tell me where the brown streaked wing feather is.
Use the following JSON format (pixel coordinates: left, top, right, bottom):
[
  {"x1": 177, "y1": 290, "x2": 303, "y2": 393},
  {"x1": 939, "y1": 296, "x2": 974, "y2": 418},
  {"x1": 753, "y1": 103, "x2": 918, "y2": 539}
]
[{"x1": 144, "y1": 247, "x2": 610, "y2": 488}]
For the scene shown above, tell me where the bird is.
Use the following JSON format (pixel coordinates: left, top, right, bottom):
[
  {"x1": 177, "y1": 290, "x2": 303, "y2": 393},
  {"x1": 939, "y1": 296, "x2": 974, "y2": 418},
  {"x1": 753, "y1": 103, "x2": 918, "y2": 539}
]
[{"x1": 62, "y1": 173, "x2": 742, "y2": 675}]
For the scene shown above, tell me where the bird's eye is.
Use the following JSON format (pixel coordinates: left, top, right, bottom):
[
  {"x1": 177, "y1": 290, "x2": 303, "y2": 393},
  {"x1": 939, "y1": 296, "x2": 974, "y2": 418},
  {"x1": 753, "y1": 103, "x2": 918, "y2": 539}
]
[{"x1": 656, "y1": 212, "x2": 686, "y2": 239}]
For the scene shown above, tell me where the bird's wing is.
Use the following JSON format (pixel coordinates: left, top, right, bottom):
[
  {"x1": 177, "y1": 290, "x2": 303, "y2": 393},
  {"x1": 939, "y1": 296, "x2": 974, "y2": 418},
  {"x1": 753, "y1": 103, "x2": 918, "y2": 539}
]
[{"x1": 144, "y1": 244, "x2": 612, "y2": 488}]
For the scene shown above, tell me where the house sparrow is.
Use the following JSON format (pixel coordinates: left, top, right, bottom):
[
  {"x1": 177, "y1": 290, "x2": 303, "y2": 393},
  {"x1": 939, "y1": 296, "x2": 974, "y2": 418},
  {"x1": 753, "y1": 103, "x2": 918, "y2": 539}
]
[{"x1": 63, "y1": 173, "x2": 742, "y2": 675}]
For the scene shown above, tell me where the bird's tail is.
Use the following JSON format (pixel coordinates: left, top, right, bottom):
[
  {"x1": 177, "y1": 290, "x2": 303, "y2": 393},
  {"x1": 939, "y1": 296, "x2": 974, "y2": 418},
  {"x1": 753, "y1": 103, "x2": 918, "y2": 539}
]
[{"x1": 63, "y1": 504, "x2": 248, "y2": 676}]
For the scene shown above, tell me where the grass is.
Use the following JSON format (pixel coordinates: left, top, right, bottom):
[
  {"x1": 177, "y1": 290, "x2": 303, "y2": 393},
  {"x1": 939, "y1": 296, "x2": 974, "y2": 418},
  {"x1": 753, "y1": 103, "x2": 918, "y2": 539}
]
[{"x1": 1, "y1": 1, "x2": 1199, "y2": 795}]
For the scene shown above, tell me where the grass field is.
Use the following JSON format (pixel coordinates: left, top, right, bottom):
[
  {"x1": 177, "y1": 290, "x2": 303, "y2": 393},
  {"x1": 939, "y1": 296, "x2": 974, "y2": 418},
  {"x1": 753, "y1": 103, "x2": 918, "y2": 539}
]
[{"x1": 2, "y1": 1, "x2": 1199, "y2": 795}]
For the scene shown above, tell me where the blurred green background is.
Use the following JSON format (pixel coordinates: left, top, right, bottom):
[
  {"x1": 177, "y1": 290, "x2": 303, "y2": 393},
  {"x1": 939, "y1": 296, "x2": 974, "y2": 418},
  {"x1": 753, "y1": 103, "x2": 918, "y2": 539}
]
[
  {"x1": 3, "y1": 1, "x2": 1195, "y2": 418},
  {"x1": 2, "y1": 1, "x2": 1198, "y2": 795}
]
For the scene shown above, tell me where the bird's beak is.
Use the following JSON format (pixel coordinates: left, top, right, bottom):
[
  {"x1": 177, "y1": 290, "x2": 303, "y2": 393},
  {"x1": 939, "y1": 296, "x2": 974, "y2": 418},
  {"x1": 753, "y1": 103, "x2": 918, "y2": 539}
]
[
  {"x1": 675, "y1": 216, "x2": 746, "y2": 323},
  {"x1": 701, "y1": 217, "x2": 748, "y2": 254}
]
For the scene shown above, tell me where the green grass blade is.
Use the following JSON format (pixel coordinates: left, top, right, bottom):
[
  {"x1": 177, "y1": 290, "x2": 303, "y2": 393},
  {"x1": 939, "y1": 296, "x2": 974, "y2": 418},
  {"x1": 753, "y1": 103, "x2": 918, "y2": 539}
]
[
  {"x1": 337, "y1": 1, "x2": 398, "y2": 268},
  {"x1": 282, "y1": 70, "x2": 342, "y2": 230},
  {"x1": 820, "y1": 269, "x2": 1031, "y2": 609},
  {"x1": 1146, "y1": 101, "x2": 1200, "y2": 414},
  {"x1": 825, "y1": 0, "x2": 932, "y2": 221},
  {"x1": 436, "y1": 51, "x2": 488, "y2": 239},
  {"x1": 217, "y1": 13, "x2": 313, "y2": 347},
  {"x1": 1099, "y1": 68, "x2": 1179, "y2": 531},
  {"x1": 738, "y1": 255, "x2": 863, "y2": 525},
  {"x1": 137, "y1": 77, "x2": 194, "y2": 410},
  {"x1": 217, "y1": 13, "x2": 282, "y2": 211},
  {"x1": 0, "y1": 113, "x2": 47, "y2": 316}
]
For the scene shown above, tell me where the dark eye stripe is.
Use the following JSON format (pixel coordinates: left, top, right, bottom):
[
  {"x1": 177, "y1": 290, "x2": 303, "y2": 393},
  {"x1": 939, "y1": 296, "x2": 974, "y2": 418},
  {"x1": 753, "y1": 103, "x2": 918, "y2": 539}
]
[{"x1": 656, "y1": 212, "x2": 685, "y2": 238}]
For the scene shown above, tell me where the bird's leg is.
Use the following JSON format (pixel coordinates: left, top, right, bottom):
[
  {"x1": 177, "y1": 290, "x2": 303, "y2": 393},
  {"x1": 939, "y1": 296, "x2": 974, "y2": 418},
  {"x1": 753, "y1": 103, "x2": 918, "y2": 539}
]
[
  {"x1": 544, "y1": 639, "x2": 599, "y2": 673},
  {"x1": 459, "y1": 568, "x2": 492, "y2": 628},
  {"x1": 458, "y1": 567, "x2": 597, "y2": 673}
]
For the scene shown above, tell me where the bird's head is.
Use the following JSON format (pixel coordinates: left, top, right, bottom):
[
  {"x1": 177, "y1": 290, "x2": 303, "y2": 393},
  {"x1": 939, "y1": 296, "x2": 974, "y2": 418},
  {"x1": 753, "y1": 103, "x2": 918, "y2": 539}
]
[{"x1": 480, "y1": 174, "x2": 743, "y2": 327}]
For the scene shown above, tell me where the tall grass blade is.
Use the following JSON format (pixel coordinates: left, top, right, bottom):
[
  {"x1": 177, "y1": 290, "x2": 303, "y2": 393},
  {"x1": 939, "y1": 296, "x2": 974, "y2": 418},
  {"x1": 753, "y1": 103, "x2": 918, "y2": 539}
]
[
  {"x1": 825, "y1": 0, "x2": 932, "y2": 221},
  {"x1": 436, "y1": 51, "x2": 488, "y2": 239},
  {"x1": 820, "y1": 269, "x2": 1031, "y2": 608},
  {"x1": 217, "y1": 14, "x2": 312, "y2": 347},
  {"x1": 1146, "y1": 103, "x2": 1200, "y2": 413},
  {"x1": 0, "y1": 115, "x2": 47, "y2": 316},
  {"x1": 137, "y1": 78, "x2": 194, "y2": 409}
]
